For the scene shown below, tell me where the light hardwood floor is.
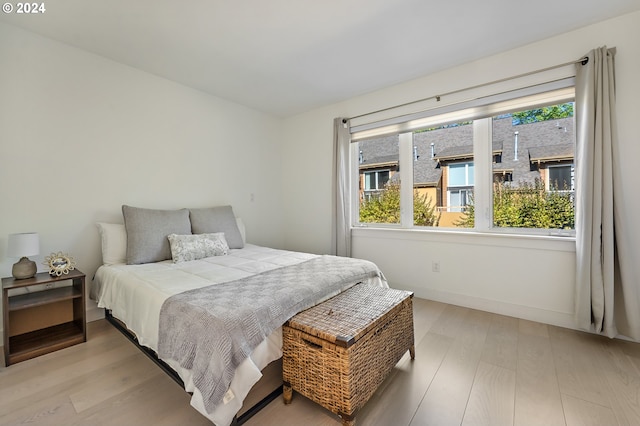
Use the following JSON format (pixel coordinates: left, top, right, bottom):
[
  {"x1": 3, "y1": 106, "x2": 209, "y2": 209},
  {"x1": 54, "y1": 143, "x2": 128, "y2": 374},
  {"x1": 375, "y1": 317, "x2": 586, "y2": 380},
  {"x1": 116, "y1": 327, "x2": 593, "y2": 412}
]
[{"x1": 2, "y1": 298, "x2": 640, "y2": 425}]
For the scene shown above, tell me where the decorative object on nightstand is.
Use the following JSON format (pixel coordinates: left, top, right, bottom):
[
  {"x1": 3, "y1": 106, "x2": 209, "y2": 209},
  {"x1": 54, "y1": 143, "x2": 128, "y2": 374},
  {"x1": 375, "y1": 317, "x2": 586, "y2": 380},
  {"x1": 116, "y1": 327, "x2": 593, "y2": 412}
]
[
  {"x1": 7, "y1": 232, "x2": 40, "y2": 279},
  {"x1": 44, "y1": 252, "x2": 76, "y2": 276}
]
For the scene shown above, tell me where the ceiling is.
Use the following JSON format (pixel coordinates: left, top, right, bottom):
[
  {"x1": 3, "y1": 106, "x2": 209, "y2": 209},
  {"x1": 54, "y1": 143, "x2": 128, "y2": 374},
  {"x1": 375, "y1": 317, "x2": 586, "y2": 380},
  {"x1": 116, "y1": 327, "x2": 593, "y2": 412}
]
[{"x1": 2, "y1": 0, "x2": 639, "y2": 117}]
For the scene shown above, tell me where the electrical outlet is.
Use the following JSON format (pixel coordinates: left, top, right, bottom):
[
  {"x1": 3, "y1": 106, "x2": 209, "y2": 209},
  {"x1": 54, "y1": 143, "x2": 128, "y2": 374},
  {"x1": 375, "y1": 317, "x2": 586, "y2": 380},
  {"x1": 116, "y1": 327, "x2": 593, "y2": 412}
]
[
  {"x1": 44, "y1": 283, "x2": 54, "y2": 289},
  {"x1": 432, "y1": 261, "x2": 440, "y2": 273}
]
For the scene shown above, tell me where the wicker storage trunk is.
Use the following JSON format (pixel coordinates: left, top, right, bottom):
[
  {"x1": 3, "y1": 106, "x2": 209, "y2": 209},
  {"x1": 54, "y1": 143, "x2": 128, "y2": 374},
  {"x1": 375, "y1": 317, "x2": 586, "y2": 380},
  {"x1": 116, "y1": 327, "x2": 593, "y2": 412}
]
[{"x1": 282, "y1": 284, "x2": 414, "y2": 426}]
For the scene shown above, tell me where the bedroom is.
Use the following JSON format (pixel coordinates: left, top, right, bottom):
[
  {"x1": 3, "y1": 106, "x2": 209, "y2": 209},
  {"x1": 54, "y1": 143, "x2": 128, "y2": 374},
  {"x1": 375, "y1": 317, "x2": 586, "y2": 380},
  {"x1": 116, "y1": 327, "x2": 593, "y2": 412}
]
[{"x1": 1, "y1": 1, "x2": 640, "y2": 425}]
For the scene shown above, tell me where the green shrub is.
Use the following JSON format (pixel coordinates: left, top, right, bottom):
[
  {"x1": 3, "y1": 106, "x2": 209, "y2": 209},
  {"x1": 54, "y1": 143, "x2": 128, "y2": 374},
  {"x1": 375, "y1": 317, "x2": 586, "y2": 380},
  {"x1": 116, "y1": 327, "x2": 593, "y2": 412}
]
[
  {"x1": 456, "y1": 179, "x2": 574, "y2": 229},
  {"x1": 359, "y1": 181, "x2": 440, "y2": 226}
]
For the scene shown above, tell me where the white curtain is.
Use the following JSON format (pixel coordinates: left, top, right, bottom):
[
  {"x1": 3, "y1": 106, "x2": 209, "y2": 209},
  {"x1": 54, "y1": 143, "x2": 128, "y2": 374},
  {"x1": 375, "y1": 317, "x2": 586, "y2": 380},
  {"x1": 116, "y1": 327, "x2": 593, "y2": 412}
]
[
  {"x1": 575, "y1": 47, "x2": 640, "y2": 340},
  {"x1": 332, "y1": 118, "x2": 352, "y2": 257}
]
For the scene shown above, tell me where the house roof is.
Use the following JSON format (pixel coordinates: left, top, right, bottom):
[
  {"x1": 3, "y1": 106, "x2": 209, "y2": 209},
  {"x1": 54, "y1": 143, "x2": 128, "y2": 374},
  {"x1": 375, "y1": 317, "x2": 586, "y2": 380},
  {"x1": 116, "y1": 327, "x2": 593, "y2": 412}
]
[
  {"x1": 494, "y1": 117, "x2": 575, "y2": 183},
  {"x1": 529, "y1": 144, "x2": 575, "y2": 162},
  {"x1": 359, "y1": 154, "x2": 398, "y2": 170},
  {"x1": 433, "y1": 141, "x2": 503, "y2": 162},
  {"x1": 358, "y1": 115, "x2": 575, "y2": 186},
  {"x1": 433, "y1": 145, "x2": 474, "y2": 161},
  {"x1": 413, "y1": 161, "x2": 442, "y2": 186}
]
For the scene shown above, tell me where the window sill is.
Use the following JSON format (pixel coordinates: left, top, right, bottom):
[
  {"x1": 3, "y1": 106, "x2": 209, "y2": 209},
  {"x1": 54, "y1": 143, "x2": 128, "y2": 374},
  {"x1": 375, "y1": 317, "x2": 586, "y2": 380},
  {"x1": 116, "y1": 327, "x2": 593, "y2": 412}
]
[{"x1": 351, "y1": 225, "x2": 576, "y2": 253}]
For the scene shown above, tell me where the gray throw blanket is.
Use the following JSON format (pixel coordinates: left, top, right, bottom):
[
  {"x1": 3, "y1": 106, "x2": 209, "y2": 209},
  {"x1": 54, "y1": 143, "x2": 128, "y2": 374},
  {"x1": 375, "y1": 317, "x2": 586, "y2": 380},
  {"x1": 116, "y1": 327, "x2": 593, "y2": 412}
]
[{"x1": 157, "y1": 255, "x2": 382, "y2": 414}]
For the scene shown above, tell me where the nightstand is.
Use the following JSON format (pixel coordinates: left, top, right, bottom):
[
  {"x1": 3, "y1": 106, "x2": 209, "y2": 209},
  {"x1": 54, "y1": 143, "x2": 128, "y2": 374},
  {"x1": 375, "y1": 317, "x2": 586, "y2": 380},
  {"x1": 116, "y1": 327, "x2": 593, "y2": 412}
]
[{"x1": 2, "y1": 270, "x2": 86, "y2": 366}]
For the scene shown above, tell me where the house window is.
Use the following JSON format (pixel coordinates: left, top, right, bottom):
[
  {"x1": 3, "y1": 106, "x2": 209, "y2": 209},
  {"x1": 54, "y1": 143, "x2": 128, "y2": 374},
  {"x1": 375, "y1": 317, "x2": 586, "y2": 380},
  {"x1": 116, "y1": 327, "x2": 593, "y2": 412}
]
[
  {"x1": 448, "y1": 189, "x2": 472, "y2": 213},
  {"x1": 447, "y1": 162, "x2": 474, "y2": 212},
  {"x1": 350, "y1": 80, "x2": 576, "y2": 236},
  {"x1": 494, "y1": 172, "x2": 513, "y2": 183},
  {"x1": 364, "y1": 170, "x2": 390, "y2": 192},
  {"x1": 448, "y1": 162, "x2": 474, "y2": 186},
  {"x1": 547, "y1": 164, "x2": 574, "y2": 191}
]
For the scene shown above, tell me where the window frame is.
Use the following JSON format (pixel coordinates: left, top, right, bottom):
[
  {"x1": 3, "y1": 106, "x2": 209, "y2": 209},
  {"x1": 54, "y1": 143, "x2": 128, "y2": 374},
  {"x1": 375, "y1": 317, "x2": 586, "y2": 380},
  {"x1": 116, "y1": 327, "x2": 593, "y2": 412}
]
[
  {"x1": 351, "y1": 79, "x2": 576, "y2": 238},
  {"x1": 446, "y1": 161, "x2": 475, "y2": 213},
  {"x1": 362, "y1": 169, "x2": 392, "y2": 202},
  {"x1": 546, "y1": 164, "x2": 575, "y2": 192},
  {"x1": 448, "y1": 162, "x2": 474, "y2": 187},
  {"x1": 364, "y1": 169, "x2": 390, "y2": 191},
  {"x1": 447, "y1": 188, "x2": 472, "y2": 213}
]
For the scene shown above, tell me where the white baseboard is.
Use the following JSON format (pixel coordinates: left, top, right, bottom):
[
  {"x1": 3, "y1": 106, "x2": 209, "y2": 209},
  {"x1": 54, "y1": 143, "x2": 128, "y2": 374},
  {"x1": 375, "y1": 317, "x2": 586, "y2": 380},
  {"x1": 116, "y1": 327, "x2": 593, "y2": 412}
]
[{"x1": 398, "y1": 285, "x2": 578, "y2": 331}]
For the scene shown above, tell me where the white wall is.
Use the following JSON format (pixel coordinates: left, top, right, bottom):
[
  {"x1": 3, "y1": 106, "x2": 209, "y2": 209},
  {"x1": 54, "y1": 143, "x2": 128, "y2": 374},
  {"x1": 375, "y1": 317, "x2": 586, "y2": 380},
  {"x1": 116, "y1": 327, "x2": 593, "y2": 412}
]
[
  {"x1": 281, "y1": 11, "x2": 640, "y2": 329},
  {"x1": 0, "y1": 22, "x2": 286, "y2": 336}
]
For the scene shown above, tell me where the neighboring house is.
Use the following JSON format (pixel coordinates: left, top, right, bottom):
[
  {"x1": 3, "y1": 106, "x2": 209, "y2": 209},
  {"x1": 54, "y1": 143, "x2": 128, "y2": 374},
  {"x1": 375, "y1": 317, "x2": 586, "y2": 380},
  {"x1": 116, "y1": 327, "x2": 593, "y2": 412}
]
[
  {"x1": 358, "y1": 115, "x2": 575, "y2": 226},
  {"x1": 359, "y1": 142, "x2": 398, "y2": 201}
]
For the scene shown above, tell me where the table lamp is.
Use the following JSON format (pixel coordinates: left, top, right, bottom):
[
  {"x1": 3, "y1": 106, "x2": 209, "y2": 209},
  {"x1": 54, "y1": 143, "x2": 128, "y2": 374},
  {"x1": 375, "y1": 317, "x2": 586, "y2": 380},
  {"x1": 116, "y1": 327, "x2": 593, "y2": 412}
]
[{"x1": 8, "y1": 232, "x2": 40, "y2": 279}]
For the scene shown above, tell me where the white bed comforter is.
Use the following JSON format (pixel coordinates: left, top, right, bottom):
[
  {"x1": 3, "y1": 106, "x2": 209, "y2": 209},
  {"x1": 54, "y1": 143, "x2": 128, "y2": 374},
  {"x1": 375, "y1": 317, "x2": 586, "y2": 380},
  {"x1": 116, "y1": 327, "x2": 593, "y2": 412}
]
[{"x1": 94, "y1": 244, "x2": 387, "y2": 425}]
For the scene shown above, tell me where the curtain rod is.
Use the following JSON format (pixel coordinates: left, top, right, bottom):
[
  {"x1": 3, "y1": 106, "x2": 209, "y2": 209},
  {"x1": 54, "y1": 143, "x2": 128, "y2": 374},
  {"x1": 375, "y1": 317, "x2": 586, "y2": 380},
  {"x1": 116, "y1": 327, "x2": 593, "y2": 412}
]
[{"x1": 343, "y1": 56, "x2": 588, "y2": 123}]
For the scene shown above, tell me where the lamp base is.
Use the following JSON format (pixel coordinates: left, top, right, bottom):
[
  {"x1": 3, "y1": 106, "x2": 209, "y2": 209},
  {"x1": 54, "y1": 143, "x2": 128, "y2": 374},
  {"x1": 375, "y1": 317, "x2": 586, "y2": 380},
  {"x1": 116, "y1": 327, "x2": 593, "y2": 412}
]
[{"x1": 12, "y1": 256, "x2": 37, "y2": 279}]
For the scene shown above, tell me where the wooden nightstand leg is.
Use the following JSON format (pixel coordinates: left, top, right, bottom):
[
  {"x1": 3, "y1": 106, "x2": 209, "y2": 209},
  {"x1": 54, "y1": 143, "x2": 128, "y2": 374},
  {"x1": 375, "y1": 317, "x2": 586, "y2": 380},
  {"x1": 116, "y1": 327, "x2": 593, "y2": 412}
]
[
  {"x1": 409, "y1": 344, "x2": 415, "y2": 360},
  {"x1": 283, "y1": 383, "x2": 293, "y2": 404}
]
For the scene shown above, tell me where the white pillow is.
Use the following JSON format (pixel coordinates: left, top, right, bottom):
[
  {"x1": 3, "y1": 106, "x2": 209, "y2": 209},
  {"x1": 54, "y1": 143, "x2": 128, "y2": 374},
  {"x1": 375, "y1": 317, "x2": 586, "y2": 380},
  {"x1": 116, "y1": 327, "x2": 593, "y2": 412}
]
[
  {"x1": 96, "y1": 222, "x2": 127, "y2": 265},
  {"x1": 167, "y1": 233, "x2": 229, "y2": 263}
]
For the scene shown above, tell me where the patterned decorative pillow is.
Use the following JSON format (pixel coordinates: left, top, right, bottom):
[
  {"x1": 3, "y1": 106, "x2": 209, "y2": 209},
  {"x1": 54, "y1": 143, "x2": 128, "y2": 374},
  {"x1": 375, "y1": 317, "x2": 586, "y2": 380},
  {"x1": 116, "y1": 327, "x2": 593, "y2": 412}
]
[{"x1": 167, "y1": 233, "x2": 229, "y2": 263}]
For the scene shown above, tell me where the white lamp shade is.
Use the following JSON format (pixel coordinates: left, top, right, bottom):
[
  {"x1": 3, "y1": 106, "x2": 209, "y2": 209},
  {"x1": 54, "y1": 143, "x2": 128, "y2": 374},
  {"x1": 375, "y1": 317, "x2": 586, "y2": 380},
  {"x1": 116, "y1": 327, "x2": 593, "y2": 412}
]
[{"x1": 7, "y1": 233, "x2": 40, "y2": 258}]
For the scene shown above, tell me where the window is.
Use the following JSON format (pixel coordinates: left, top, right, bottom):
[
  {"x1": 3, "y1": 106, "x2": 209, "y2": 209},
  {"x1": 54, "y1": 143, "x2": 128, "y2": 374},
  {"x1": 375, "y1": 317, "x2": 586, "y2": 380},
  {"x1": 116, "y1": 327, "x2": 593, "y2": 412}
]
[
  {"x1": 448, "y1": 162, "x2": 474, "y2": 186},
  {"x1": 351, "y1": 80, "x2": 576, "y2": 236},
  {"x1": 363, "y1": 170, "x2": 391, "y2": 202},
  {"x1": 491, "y1": 103, "x2": 575, "y2": 230},
  {"x1": 447, "y1": 162, "x2": 474, "y2": 212},
  {"x1": 448, "y1": 189, "x2": 472, "y2": 213},
  {"x1": 357, "y1": 135, "x2": 400, "y2": 224},
  {"x1": 411, "y1": 121, "x2": 474, "y2": 227},
  {"x1": 364, "y1": 170, "x2": 390, "y2": 192},
  {"x1": 494, "y1": 171, "x2": 513, "y2": 183},
  {"x1": 547, "y1": 164, "x2": 574, "y2": 191}
]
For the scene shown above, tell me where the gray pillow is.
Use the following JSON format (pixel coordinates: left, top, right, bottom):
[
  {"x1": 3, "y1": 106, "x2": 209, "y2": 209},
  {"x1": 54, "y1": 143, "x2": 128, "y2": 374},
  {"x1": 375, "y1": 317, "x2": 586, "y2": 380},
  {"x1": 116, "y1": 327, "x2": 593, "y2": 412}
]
[
  {"x1": 189, "y1": 206, "x2": 244, "y2": 249},
  {"x1": 122, "y1": 205, "x2": 191, "y2": 264}
]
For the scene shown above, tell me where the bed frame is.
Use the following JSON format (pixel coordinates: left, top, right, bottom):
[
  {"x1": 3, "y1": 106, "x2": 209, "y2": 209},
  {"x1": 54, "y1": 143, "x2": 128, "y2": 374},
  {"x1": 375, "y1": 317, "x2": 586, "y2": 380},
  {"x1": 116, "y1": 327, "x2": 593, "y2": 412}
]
[{"x1": 105, "y1": 309, "x2": 282, "y2": 425}]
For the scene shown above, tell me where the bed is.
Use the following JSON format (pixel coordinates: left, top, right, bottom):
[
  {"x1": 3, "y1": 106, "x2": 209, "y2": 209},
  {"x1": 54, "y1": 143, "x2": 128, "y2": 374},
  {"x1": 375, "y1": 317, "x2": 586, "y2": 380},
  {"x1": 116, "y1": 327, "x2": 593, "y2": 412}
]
[{"x1": 92, "y1": 205, "x2": 387, "y2": 426}]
